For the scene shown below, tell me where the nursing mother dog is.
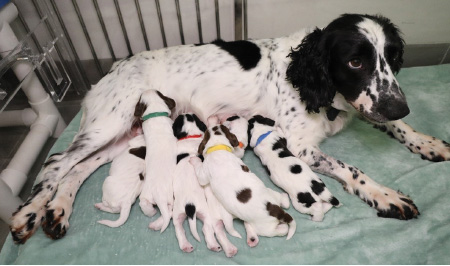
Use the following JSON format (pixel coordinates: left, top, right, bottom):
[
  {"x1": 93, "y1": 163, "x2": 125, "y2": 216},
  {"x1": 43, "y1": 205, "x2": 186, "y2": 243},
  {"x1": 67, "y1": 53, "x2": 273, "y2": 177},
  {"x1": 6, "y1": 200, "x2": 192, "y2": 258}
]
[{"x1": 10, "y1": 13, "x2": 450, "y2": 243}]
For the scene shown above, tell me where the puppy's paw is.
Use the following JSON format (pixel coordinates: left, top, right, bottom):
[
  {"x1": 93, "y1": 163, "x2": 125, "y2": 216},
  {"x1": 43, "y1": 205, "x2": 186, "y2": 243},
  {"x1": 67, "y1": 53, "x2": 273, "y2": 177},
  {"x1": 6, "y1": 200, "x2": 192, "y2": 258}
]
[
  {"x1": 181, "y1": 243, "x2": 194, "y2": 253},
  {"x1": 247, "y1": 236, "x2": 259, "y2": 248},
  {"x1": 224, "y1": 245, "x2": 238, "y2": 258},
  {"x1": 207, "y1": 244, "x2": 222, "y2": 252}
]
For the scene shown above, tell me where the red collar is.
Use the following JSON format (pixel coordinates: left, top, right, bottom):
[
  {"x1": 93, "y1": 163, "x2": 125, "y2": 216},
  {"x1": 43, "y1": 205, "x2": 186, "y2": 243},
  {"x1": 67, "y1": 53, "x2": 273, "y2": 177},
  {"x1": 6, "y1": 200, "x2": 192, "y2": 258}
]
[{"x1": 178, "y1": 134, "x2": 203, "y2": 141}]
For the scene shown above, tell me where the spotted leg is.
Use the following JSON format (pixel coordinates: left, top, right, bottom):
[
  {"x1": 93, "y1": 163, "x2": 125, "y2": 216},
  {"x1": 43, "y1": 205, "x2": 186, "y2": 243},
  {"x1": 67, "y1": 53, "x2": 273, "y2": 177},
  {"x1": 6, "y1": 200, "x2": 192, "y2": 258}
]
[
  {"x1": 375, "y1": 120, "x2": 450, "y2": 162},
  {"x1": 41, "y1": 136, "x2": 130, "y2": 240},
  {"x1": 297, "y1": 145, "x2": 419, "y2": 220}
]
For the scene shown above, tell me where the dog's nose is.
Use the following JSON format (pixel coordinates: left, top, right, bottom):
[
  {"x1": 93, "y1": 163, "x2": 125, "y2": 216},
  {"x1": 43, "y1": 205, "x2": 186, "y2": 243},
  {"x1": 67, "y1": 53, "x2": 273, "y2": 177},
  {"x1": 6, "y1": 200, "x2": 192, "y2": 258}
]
[{"x1": 379, "y1": 98, "x2": 410, "y2": 121}]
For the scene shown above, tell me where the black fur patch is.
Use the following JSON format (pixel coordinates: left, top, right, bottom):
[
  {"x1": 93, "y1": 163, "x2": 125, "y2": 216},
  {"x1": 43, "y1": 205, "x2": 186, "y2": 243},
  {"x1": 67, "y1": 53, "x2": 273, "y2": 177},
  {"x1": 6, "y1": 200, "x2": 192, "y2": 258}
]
[
  {"x1": 241, "y1": 165, "x2": 250, "y2": 172},
  {"x1": 330, "y1": 197, "x2": 340, "y2": 206},
  {"x1": 236, "y1": 188, "x2": 252, "y2": 203},
  {"x1": 177, "y1": 153, "x2": 189, "y2": 164},
  {"x1": 226, "y1": 115, "x2": 240, "y2": 122},
  {"x1": 129, "y1": 146, "x2": 146, "y2": 159},
  {"x1": 185, "y1": 203, "x2": 196, "y2": 219},
  {"x1": 326, "y1": 107, "x2": 340, "y2": 121},
  {"x1": 139, "y1": 173, "x2": 144, "y2": 180},
  {"x1": 311, "y1": 180, "x2": 325, "y2": 195},
  {"x1": 290, "y1": 164, "x2": 302, "y2": 174},
  {"x1": 212, "y1": 39, "x2": 261, "y2": 70},
  {"x1": 297, "y1": 192, "x2": 316, "y2": 208}
]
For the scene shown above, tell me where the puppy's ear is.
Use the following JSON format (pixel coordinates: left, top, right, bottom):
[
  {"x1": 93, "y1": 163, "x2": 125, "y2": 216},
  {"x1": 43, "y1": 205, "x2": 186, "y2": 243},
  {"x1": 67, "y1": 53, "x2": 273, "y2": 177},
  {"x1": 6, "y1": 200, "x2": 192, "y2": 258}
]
[
  {"x1": 134, "y1": 97, "x2": 147, "y2": 117},
  {"x1": 156, "y1": 91, "x2": 176, "y2": 111},
  {"x1": 193, "y1": 114, "x2": 207, "y2": 132},
  {"x1": 220, "y1": 125, "x2": 239, "y2": 147},
  {"x1": 286, "y1": 28, "x2": 335, "y2": 113},
  {"x1": 172, "y1": 115, "x2": 187, "y2": 139},
  {"x1": 198, "y1": 130, "x2": 210, "y2": 154}
]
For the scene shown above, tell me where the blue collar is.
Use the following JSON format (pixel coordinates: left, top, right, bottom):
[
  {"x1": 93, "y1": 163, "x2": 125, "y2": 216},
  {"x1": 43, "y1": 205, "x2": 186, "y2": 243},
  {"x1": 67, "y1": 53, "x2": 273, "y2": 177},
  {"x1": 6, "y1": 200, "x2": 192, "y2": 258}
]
[{"x1": 254, "y1": 131, "x2": 272, "y2": 147}]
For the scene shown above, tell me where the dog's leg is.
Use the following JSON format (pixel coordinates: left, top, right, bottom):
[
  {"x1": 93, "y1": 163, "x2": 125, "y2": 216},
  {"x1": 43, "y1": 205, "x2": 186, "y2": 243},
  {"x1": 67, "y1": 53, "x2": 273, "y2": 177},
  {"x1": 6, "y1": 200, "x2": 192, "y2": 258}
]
[
  {"x1": 219, "y1": 207, "x2": 242, "y2": 239},
  {"x1": 173, "y1": 213, "x2": 194, "y2": 253},
  {"x1": 212, "y1": 220, "x2": 238, "y2": 258},
  {"x1": 266, "y1": 189, "x2": 290, "y2": 209},
  {"x1": 375, "y1": 120, "x2": 450, "y2": 162},
  {"x1": 40, "y1": 137, "x2": 130, "y2": 240},
  {"x1": 244, "y1": 222, "x2": 259, "y2": 248},
  {"x1": 297, "y1": 145, "x2": 419, "y2": 220},
  {"x1": 94, "y1": 203, "x2": 117, "y2": 213},
  {"x1": 189, "y1": 157, "x2": 210, "y2": 186},
  {"x1": 197, "y1": 212, "x2": 222, "y2": 252}
]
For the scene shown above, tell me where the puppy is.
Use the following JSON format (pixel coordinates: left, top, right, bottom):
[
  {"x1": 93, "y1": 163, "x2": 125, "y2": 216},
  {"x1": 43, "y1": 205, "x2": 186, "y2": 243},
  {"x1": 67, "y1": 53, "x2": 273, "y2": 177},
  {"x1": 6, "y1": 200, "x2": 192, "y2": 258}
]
[
  {"x1": 95, "y1": 134, "x2": 146, "y2": 227},
  {"x1": 221, "y1": 115, "x2": 248, "y2": 158},
  {"x1": 248, "y1": 115, "x2": 341, "y2": 221},
  {"x1": 190, "y1": 116, "x2": 296, "y2": 246},
  {"x1": 135, "y1": 89, "x2": 176, "y2": 233},
  {"x1": 172, "y1": 113, "x2": 223, "y2": 253}
]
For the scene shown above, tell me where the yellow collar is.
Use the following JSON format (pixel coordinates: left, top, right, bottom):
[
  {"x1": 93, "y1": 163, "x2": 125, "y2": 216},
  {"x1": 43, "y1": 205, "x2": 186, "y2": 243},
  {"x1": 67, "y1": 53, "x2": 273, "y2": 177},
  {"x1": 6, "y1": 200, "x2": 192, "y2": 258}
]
[{"x1": 206, "y1": 144, "x2": 233, "y2": 154}]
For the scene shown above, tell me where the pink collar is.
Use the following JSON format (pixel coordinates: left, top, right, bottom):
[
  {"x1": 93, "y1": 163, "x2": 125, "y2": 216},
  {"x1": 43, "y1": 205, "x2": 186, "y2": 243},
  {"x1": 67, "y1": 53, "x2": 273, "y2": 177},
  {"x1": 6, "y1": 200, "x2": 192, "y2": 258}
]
[{"x1": 178, "y1": 134, "x2": 203, "y2": 141}]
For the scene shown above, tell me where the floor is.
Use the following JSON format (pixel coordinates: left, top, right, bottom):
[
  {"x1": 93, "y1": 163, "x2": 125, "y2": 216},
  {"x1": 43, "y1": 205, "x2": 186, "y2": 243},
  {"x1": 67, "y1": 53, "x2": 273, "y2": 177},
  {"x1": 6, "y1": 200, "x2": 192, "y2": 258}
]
[{"x1": 0, "y1": 88, "x2": 84, "y2": 251}]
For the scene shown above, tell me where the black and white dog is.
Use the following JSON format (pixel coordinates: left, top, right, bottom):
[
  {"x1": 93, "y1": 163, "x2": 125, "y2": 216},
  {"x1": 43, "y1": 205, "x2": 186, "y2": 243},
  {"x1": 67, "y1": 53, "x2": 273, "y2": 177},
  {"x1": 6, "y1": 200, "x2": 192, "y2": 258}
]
[{"x1": 10, "y1": 13, "x2": 450, "y2": 243}]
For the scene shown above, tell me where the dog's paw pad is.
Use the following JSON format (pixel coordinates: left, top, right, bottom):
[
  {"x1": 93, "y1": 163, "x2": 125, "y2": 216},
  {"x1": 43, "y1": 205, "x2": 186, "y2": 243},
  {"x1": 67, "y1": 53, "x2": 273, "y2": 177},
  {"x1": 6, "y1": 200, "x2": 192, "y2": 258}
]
[
  {"x1": 182, "y1": 245, "x2": 194, "y2": 253},
  {"x1": 247, "y1": 237, "x2": 259, "y2": 248},
  {"x1": 225, "y1": 246, "x2": 238, "y2": 258},
  {"x1": 42, "y1": 208, "x2": 69, "y2": 239}
]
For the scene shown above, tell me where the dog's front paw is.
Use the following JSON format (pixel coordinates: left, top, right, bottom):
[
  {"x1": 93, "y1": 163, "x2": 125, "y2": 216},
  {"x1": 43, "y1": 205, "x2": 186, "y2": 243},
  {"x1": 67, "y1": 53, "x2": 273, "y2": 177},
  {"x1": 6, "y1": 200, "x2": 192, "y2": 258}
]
[
  {"x1": 10, "y1": 201, "x2": 46, "y2": 244},
  {"x1": 42, "y1": 199, "x2": 71, "y2": 239},
  {"x1": 224, "y1": 244, "x2": 238, "y2": 258},
  {"x1": 349, "y1": 181, "x2": 419, "y2": 220},
  {"x1": 415, "y1": 138, "x2": 450, "y2": 162},
  {"x1": 181, "y1": 243, "x2": 194, "y2": 253}
]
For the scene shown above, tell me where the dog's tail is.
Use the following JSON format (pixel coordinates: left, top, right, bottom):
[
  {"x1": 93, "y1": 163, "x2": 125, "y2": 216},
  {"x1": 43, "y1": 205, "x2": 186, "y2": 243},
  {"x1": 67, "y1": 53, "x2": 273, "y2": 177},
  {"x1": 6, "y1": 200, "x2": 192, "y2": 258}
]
[
  {"x1": 97, "y1": 204, "x2": 131, "y2": 228},
  {"x1": 185, "y1": 203, "x2": 201, "y2": 242},
  {"x1": 266, "y1": 202, "x2": 296, "y2": 240}
]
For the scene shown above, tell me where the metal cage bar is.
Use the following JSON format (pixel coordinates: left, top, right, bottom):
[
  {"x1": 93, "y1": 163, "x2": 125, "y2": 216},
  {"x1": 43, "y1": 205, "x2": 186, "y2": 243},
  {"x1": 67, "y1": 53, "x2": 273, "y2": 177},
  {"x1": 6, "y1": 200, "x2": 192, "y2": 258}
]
[
  {"x1": 113, "y1": 0, "x2": 132, "y2": 56},
  {"x1": 71, "y1": 0, "x2": 104, "y2": 76},
  {"x1": 214, "y1": 0, "x2": 221, "y2": 39},
  {"x1": 174, "y1": 0, "x2": 185, "y2": 45},
  {"x1": 135, "y1": 0, "x2": 150, "y2": 51},
  {"x1": 154, "y1": 0, "x2": 167, "y2": 48},
  {"x1": 195, "y1": 0, "x2": 203, "y2": 43},
  {"x1": 92, "y1": 0, "x2": 117, "y2": 61}
]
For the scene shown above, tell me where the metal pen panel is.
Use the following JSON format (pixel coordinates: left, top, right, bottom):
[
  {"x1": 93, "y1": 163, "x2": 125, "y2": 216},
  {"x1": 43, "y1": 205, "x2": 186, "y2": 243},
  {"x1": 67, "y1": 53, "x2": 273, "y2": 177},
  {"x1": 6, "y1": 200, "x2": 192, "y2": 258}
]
[
  {"x1": 113, "y1": 0, "x2": 133, "y2": 56},
  {"x1": 154, "y1": 0, "x2": 167, "y2": 48},
  {"x1": 234, "y1": 0, "x2": 242, "y2": 40},
  {"x1": 134, "y1": 0, "x2": 150, "y2": 51},
  {"x1": 92, "y1": 0, "x2": 117, "y2": 61},
  {"x1": 71, "y1": 0, "x2": 104, "y2": 76}
]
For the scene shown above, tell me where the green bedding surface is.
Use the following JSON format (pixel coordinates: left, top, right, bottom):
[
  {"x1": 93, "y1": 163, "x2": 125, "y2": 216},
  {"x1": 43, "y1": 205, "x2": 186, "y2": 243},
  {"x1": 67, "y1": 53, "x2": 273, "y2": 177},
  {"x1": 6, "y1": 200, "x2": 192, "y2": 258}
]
[{"x1": 1, "y1": 64, "x2": 449, "y2": 264}]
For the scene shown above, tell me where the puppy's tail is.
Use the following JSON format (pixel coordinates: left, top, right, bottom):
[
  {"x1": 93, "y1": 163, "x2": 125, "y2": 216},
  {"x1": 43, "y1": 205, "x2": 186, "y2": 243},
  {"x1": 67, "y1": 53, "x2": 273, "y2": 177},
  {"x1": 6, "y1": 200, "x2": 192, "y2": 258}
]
[
  {"x1": 266, "y1": 202, "x2": 296, "y2": 240},
  {"x1": 185, "y1": 203, "x2": 201, "y2": 242},
  {"x1": 98, "y1": 204, "x2": 131, "y2": 228}
]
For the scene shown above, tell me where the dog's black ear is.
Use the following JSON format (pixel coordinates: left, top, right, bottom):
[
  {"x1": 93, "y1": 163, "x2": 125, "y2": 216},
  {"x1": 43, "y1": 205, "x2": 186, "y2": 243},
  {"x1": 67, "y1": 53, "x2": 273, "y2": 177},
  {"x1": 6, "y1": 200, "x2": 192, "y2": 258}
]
[
  {"x1": 198, "y1": 130, "x2": 211, "y2": 154},
  {"x1": 220, "y1": 125, "x2": 239, "y2": 147},
  {"x1": 134, "y1": 97, "x2": 147, "y2": 117},
  {"x1": 172, "y1": 115, "x2": 187, "y2": 139},
  {"x1": 156, "y1": 91, "x2": 176, "y2": 111},
  {"x1": 286, "y1": 28, "x2": 335, "y2": 113},
  {"x1": 193, "y1": 114, "x2": 207, "y2": 132}
]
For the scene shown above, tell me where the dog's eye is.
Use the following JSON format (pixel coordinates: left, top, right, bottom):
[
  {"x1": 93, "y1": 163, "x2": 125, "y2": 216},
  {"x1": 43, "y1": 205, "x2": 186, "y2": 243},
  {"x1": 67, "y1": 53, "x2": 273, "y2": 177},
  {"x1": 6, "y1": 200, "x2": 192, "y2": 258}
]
[{"x1": 348, "y1": 59, "x2": 363, "y2": 69}]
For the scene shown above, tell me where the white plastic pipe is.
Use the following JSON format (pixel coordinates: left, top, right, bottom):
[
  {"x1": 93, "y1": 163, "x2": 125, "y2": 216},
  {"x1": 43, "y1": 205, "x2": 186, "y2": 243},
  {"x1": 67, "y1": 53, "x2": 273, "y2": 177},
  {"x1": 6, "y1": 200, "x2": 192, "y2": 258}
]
[
  {"x1": 0, "y1": 179, "x2": 22, "y2": 225},
  {"x1": 0, "y1": 108, "x2": 38, "y2": 127}
]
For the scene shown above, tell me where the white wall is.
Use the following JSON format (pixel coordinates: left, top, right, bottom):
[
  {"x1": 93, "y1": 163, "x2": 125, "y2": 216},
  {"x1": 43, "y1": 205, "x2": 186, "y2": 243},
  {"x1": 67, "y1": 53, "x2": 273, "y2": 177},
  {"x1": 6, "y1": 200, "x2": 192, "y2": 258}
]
[{"x1": 247, "y1": 0, "x2": 450, "y2": 45}]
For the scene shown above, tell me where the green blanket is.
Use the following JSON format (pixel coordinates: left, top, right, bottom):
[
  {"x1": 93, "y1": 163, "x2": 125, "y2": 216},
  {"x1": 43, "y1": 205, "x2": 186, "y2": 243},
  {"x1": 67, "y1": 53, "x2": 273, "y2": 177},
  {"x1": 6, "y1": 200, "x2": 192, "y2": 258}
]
[{"x1": 1, "y1": 64, "x2": 449, "y2": 264}]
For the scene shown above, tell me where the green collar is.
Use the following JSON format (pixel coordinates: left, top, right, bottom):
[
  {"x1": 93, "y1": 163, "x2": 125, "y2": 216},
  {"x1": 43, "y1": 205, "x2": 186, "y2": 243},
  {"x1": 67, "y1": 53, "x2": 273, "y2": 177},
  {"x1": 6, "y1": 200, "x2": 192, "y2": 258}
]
[{"x1": 142, "y1": 112, "x2": 169, "y2": 121}]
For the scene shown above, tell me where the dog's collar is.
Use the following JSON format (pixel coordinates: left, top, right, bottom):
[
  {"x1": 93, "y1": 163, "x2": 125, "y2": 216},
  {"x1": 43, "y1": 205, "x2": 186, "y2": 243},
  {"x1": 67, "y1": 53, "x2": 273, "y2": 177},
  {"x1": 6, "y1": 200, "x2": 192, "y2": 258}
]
[
  {"x1": 254, "y1": 130, "x2": 272, "y2": 147},
  {"x1": 206, "y1": 144, "x2": 233, "y2": 154},
  {"x1": 178, "y1": 134, "x2": 203, "y2": 141},
  {"x1": 142, "y1": 112, "x2": 169, "y2": 121}
]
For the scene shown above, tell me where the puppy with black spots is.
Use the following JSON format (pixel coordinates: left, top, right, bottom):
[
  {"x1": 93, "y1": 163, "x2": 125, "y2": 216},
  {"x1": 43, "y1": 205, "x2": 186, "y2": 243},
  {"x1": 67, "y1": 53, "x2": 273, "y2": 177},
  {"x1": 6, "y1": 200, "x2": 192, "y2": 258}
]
[
  {"x1": 95, "y1": 134, "x2": 146, "y2": 227},
  {"x1": 135, "y1": 89, "x2": 176, "y2": 233},
  {"x1": 190, "y1": 116, "x2": 296, "y2": 246},
  {"x1": 172, "y1": 113, "x2": 230, "y2": 254},
  {"x1": 248, "y1": 115, "x2": 340, "y2": 221}
]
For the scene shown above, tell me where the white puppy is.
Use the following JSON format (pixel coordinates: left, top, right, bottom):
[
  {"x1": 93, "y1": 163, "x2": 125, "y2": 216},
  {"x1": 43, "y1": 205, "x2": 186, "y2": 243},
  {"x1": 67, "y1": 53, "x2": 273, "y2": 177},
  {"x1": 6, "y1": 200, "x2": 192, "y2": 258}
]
[
  {"x1": 172, "y1": 113, "x2": 224, "y2": 254},
  {"x1": 95, "y1": 134, "x2": 146, "y2": 227},
  {"x1": 190, "y1": 117, "x2": 296, "y2": 247},
  {"x1": 135, "y1": 89, "x2": 176, "y2": 233},
  {"x1": 221, "y1": 115, "x2": 248, "y2": 158},
  {"x1": 248, "y1": 115, "x2": 341, "y2": 221}
]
